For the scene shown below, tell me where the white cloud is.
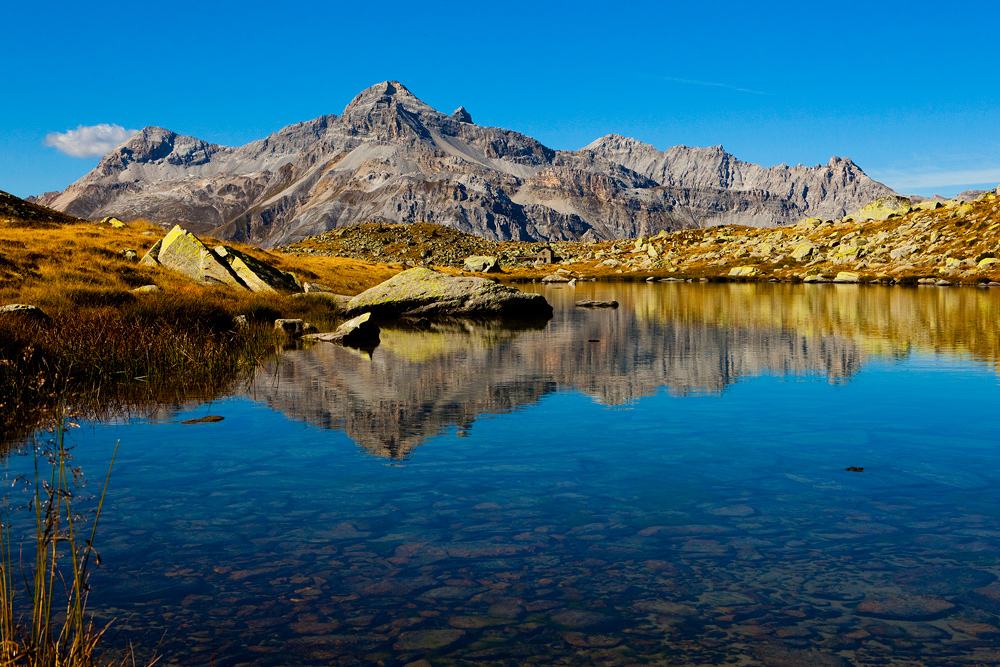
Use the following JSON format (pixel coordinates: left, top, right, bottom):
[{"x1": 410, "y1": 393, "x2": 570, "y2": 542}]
[{"x1": 44, "y1": 123, "x2": 140, "y2": 158}]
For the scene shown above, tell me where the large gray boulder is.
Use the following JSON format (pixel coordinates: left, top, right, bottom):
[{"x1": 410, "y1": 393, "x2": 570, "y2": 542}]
[
  {"x1": 141, "y1": 225, "x2": 301, "y2": 292},
  {"x1": 345, "y1": 267, "x2": 552, "y2": 319}
]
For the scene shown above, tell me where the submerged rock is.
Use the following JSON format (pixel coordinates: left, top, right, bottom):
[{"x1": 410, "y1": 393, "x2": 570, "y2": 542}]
[
  {"x1": 345, "y1": 267, "x2": 552, "y2": 320},
  {"x1": 575, "y1": 300, "x2": 619, "y2": 308}
]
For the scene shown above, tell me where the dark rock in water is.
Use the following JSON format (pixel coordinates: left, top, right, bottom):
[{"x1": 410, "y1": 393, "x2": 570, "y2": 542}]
[
  {"x1": 0, "y1": 303, "x2": 50, "y2": 323},
  {"x1": 345, "y1": 267, "x2": 552, "y2": 320},
  {"x1": 393, "y1": 628, "x2": 464, "y2": 651},
  {"x1": 894, "y1": 565, "x2": 996, "y2": 595},
  {"x1": 845, "y1": 466, "x2": 864, "y2": 472},
  {"x1": 752, "y1": 643, "x2": 854, "y2": 667},
  {"x1": 304, "y1": 312, "x2": 381, "y2": 348},
  {"x1": 575, "y1": 300, "x2": 619, "y2": 309},
  {"x1": 181, "y1": 415, "x2": 224, "y2": 425},
  {"x1": 856, "y1": 595, "x2": 956, "y2": 620},
  {"x1": 550, "y1": 609, "x2": 610, "y2": 629}
]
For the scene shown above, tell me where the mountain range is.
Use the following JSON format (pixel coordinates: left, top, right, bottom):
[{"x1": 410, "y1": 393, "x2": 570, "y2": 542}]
[{"x1": 35, "y1": 81, "x2": 895, "y2": 248}]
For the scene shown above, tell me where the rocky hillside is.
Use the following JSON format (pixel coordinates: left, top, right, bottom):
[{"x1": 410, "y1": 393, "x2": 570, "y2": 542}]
[
  {"x1": 37, "y1": 81, "x2": 893, "y2": 248},
  {"x1": 285, "y1": 189, "x2": 1000, "y2": 285}
]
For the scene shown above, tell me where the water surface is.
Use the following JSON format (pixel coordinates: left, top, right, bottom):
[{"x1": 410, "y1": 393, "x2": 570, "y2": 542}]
[{"x1": 10, "y1": 283, "x2": 1000, "y2": 666}]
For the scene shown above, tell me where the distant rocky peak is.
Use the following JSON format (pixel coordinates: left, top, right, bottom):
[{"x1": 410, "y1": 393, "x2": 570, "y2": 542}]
[
  {"x1": 583, "y1": 134, "x2": 652, "y2": 152},
  {"x1": 450, "y1": 106, "x2": 473, "y2": 124},
  {"x1": 341, "y1": 80, "x2": 438, "y2": 119}
]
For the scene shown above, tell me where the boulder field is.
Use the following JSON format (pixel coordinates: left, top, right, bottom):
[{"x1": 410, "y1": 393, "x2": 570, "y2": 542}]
[{"x1": 283, "y1": 189, "x2": 1000, "y2": 285}]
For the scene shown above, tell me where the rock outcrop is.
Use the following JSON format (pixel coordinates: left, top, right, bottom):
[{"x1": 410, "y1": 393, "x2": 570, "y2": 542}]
[
  {"x1": 345, "y1": 267, "x2": 552, "y2": 319},
  {"x1": 141, "y1": 225, "x2": 301, "y2": 292},
  {"x1": 304, "y1": 312, "x2": 381, "y2": 348},
  {"x1": 36, "y1": 81, "x2": 895, "y2": 247}
]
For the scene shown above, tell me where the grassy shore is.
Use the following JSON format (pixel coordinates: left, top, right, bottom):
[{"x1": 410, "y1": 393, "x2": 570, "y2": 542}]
[{"x1": 0, "y1": 208, "x2": 399, "y2": 444}]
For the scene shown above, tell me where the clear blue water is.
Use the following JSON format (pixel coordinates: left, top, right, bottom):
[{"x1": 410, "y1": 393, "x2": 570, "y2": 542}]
[{"x1": 8, "y1": 283, "x2": 1000, "y2": 666}]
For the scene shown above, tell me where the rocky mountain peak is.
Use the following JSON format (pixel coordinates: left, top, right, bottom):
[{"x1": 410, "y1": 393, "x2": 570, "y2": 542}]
[
  {"x1": 37, "y1": 80, "x2": 897, "y2": 248},
  {"x1": 341, "y1": 80, "x2": 437, "y2": 119},
  {"x1": 450, "y1": 106, "x2": 473, "y2": 124}
]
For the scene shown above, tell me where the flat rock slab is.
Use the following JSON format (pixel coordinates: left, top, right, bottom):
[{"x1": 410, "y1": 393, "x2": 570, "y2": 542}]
[
  {"x1": 575, "y1": 300, "x2": 619, "y2": 308},
  {"x1": 181, "y1": 415, "x2": 225, "y2": 425},
  {"x1": 345, "y1": 267, "x2": 551, "y2": 320},
  {"x1": 856, "y1": 594, "x2": 956, "y2": 620}
]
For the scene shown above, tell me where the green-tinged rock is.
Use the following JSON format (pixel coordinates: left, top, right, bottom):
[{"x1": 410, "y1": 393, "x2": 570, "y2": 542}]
[
  {"x1": 463, "y1": 255, "x2": 500, "y2": 273},
  {"x1": 214, "y1": 245, "x2": 301, "y2": 292},
  {"x1": 796, "y1": 217, "x2": 822, "y2": 228},
  {"x1": 728, "y1": 266, "x2": 761, "y2": 277},
  {"x1": 100, "y1": 216, "x2": 127, "y2": 228},
  {"x1": 791, "y1": 242, "x2": 817, "y2": 260},
  {"x1": 979, "y1": 257, "x2": 1000, "y2": 269},
  {"x1": 853, "y1": 195, "x2": 912, "y2": 221},
  {"x1": 834, "y1": 271, "x2": 860, "y2": 283},
  {"x1": 345, "y1": 267, "x2": 552, "y2": 320},
  {"x1": 141, "y1": 225, "x2": 301, "y2": 293},
  {"x1": 914, "y1": 201, "x2": 944, "y2": 211}
]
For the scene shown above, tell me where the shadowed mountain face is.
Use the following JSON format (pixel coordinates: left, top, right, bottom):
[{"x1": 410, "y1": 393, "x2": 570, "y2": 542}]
[{"x1": 37, "y1": 82, "x2": 894, "y2": 248}]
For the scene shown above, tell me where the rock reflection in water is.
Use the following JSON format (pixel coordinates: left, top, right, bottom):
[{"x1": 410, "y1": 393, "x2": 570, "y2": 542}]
[{"x1": 250, "y1": 284, "x2": 876, "y2": 458}]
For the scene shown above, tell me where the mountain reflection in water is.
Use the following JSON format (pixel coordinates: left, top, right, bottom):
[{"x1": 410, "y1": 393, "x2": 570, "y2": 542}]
[{"x1": 249, "y1": 282, "x2": 1000, "y2": 458}]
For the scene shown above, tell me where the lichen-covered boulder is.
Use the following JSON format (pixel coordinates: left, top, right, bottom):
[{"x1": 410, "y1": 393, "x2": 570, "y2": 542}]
[
  {"x1": 791, "y1": 242, "x2": 817, "y2": 260},
  {"x1": 345, "y1": 267, "x2": 552, "y2": 320},
  {"x1": 213, "y1": 246, "x2": 301, "y2": 293},
  {"x1": 728, "y1": 266, "x2": 761, "y2": 277},
  {"x1": 852, "y1": 195, "x2": 912, "y2": 221},
  {"x1": 141, "y1": 225, "x2": 301, "y2": 293}
]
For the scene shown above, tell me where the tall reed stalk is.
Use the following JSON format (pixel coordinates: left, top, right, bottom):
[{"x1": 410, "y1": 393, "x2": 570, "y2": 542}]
[{"x1": 0, "y1": 405, "x2": 120, "y2": 666}]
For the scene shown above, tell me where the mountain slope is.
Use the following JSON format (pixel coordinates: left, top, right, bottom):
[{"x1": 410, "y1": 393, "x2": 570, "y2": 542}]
[{"x1": 37, "y1": 81, "x2": 895, "y2": 247}]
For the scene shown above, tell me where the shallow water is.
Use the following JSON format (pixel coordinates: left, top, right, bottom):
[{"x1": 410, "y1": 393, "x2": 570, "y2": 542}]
[{"x1": 9, "y1": 283, "x2": 1000, "y2": 666}]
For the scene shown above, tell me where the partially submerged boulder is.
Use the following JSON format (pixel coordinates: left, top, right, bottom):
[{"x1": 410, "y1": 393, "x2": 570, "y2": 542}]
[
  {"x1": 345, "y1": 267, "x2": 552, "y2": 320},
  {"x1": 304, "y1": 312, "x2": 381, "y2": 348},
  {"x1": 576, "y1": 300, "x2": 619, "y2": 308},
  {"x1": 141, "y1": 225, "x2": 301, "y2": 293}
]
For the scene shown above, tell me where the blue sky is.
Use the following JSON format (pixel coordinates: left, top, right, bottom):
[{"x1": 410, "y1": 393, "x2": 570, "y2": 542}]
[{"x1": 2, "y1": 0, "x2": 998, "y2": 199}]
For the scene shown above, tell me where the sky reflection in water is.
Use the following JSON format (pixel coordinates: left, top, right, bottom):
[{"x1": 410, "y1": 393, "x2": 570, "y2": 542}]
[{"x1": 18, "y1": 283, "x2": 1000, "y2": 666}]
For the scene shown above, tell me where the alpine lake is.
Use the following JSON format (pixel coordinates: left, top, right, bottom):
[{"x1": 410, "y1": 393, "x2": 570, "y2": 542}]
[{"x1": 8, "y1": 281, "x2": 1000, "y2": 667}]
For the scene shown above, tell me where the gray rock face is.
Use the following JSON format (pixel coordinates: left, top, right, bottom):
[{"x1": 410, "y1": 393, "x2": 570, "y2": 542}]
[
  {"x1": 345, "y1": 267, "x2": 552, "y2": 320},
  {"x1": 450, "y1": 106, "x2": 473, "y2": 124},
  {"x1": 305, "y1": 312, "x2": 381, "y2": 348},
  {"x1": 583, "y1": 134, "x2": 895, "y2": 224},
  {"x1": 38, "y1": 81, "x2": 896, "y2": 247}
]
